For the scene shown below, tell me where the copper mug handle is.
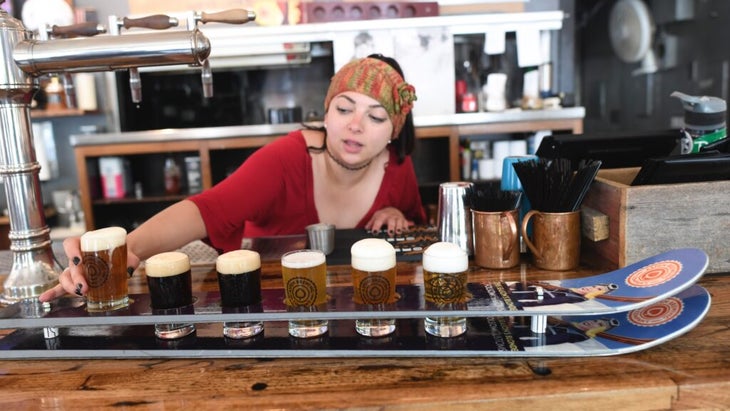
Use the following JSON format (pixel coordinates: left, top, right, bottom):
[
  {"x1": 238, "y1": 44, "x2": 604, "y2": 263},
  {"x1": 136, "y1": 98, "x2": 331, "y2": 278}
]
[
  {"x1": 500, "y1": 210, "x2": 518, "y2": 263},
  {"x1": 521, "y1": 209, "x2": 540, "y2": 259}
]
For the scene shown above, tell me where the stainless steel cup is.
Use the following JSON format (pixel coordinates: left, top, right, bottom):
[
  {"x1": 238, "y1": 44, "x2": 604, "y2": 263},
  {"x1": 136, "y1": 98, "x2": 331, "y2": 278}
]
[
  {"x1": 436, "y1": 182, "x2": 474, "y2": 255},
  {"x1": 306, "y1": 223, "x2": 335, "y2": 255}
]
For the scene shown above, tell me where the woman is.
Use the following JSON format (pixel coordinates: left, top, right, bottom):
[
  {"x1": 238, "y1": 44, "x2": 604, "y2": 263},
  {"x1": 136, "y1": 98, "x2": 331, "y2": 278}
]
[{"x1": 40, "y1": 54, "x2": 426, "y2": 302}]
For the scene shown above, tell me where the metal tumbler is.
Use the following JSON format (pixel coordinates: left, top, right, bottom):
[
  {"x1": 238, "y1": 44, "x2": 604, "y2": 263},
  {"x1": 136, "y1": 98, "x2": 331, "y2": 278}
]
[{"x1": 436, "y1": 182, "x2": 475, "y2": 255}]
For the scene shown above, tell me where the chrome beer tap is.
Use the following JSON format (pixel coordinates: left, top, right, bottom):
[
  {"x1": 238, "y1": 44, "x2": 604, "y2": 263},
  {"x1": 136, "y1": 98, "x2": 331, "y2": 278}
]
[
  {"x1": 41, "y1": 22, "x2": 108, "y2": 109},
  {"x1": 108, "y1": 13, "x2": 180, "y2": 103},
  {"x1": 187, "y1": 9, "x2": 256, "y2": 98},
  {"x1": 0, "y1": 3, "x2": 255, "y2": 303}
]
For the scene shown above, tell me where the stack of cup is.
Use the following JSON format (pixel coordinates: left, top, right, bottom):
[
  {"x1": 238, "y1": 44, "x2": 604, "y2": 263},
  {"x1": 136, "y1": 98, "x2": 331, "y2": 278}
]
[{"x1": 436, "y1": 181, "x2": 474, "y2": 256}]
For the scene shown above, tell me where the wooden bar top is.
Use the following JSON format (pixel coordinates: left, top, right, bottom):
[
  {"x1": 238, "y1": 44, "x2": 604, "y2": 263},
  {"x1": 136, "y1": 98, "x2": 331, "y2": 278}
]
[{"x1": 0, "y1": 257, "x2": 728, "y2": 410}]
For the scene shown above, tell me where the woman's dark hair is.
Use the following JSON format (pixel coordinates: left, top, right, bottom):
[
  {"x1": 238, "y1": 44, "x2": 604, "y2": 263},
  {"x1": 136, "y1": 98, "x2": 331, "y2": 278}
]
[
  {"x1": 368, "y1": 54, "x2": 416, "y2": 163},
  {"x1": 305, "y1": 53, "x2": 416, "y2": 164}
]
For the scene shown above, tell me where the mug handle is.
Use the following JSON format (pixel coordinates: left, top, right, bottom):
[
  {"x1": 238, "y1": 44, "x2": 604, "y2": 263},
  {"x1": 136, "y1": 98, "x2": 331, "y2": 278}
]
[
  {"x1": 500, "y1": 210, "x2": 518, "y2": 262},
  {"x1": 521, "y1": 209, "x2": 540, "y2": 259}
]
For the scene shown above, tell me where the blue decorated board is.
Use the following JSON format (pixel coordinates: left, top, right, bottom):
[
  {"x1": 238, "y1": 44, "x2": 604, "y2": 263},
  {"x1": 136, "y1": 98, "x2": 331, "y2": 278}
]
[{"x1": 0, "y1": 248, "x2": 711, "y2": 358}]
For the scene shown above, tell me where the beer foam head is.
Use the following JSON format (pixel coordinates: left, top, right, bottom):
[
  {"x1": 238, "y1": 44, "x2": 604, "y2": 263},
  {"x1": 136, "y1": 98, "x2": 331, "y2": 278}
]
[
  {"x1": 145, "y1": 251, "x2": 190, "y2": 277},
  {"x1": 217, "y1": 249, "x2": 261, "y2": 274},
  {"x1": 422, "y1": 242, "x2": 468, "y2": 273},
  {"x1": 281, "y1": 249, "x2": 326, "y2": 269},
  {"x1": 351, "y1": 238, "x2": 396, "y2": 271},
  {"x1": 80, "y1": 226, "x2": 126, "y2": 252}
]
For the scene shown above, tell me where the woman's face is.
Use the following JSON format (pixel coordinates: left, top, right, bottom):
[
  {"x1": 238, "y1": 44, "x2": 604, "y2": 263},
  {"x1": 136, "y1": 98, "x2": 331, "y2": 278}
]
[{"x1": 324, "y1": 91, "x2": 393, "y2": 167}]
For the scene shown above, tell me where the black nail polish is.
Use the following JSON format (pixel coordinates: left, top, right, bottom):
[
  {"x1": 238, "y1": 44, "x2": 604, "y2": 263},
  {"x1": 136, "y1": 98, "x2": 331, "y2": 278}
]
[
  {"x1": 72, "y1": 256, "x2": 81, "y2": 266},
  {"x1": 74, "y1": 283, "x2": 83, "y2": 296},
  {"x1": 127, "y1": 267, "x2": 134, "y2": 278}
]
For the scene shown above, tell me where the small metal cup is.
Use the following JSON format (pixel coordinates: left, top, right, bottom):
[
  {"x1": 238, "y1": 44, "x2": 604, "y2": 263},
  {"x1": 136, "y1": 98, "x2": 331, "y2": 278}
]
[
  {"x1": 436, "y1": 182, "x2": 474, "y2": 255},
  {"x1": 306, "y1": 223, "x2": 335, "y2": 255}
]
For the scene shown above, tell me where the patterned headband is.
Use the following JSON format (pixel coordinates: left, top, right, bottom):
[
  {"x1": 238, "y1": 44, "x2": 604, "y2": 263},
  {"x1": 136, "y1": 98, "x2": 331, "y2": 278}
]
[{"x1": 324, "y1": 57, "x2": 417, "y2": 138}]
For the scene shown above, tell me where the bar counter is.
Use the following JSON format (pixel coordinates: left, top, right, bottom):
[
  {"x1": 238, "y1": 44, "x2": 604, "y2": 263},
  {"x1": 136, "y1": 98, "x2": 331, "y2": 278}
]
[{"x1": 0, "y1": 254, "x2": 728, "y2": 410}]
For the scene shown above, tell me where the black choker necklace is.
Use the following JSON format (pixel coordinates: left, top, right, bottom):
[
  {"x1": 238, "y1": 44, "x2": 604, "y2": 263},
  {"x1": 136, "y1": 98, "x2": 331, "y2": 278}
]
[{"x1": 325, "y1": 148, "x2": 372, "y2": 171}]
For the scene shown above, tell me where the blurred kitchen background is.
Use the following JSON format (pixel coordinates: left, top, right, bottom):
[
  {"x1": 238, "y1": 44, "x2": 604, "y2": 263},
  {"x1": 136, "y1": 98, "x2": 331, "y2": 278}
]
[{"x1": 0, "y1": 0, "x2": 725, "y2": 242}]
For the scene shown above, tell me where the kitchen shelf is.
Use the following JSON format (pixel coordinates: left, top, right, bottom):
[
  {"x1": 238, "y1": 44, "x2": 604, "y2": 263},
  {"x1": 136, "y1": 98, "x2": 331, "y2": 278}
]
[
  {"x1": 92, "y1": 194, "x2": 188, "y2": 205},
  {"x1": 72, "y1": 109, "x2": 583, "y2": 230},
  {"x1": 30, "y1": 108, "x2": 99, "y2": 118}
]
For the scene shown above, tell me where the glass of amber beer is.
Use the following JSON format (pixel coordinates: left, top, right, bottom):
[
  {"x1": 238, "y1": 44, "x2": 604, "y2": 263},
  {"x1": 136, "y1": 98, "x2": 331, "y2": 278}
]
[
  {"x1": 80, "y1": 226, "x2": 129, "y2": 312},
  {"x1": 422, "y1": 242, "x2": 470, "y2": 338},
  {"x1": 216, "y1": 250, "x2": 264, "y2": 339},
  {"x1": 351, "y1": 238, "x2": 397, "y2": 337},
  {"x1": 281, "y1": 249, "x2": 328, "y2": 338},
  {"x1": 145, "y1": 251, "x2": 196, "y2": 339}
]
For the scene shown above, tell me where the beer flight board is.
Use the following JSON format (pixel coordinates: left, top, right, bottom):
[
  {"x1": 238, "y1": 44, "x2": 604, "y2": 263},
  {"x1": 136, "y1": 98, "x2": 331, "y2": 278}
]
[{"x1": 0, "y1": 282, "x2": 710, "y2": 359}]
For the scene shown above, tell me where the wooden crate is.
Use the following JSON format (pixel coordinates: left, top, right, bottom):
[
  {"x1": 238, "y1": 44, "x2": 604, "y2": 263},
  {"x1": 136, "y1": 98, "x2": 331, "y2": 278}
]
[{"x1": 581, "y1": 168, "x2": 730, "y2": 274}]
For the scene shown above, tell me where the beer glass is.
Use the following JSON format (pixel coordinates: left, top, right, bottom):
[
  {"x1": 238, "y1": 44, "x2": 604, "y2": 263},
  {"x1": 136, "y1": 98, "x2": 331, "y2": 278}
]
[
  {"x1": 351, "y1": 238, "x2": 397, "y2": 337},
  {"x1": 145, "y1": 251, "x2": 196, "y2": 339},
  {"x1": 80, "y1": 226, "x2": 129, "y2": 312},
  {"x1": 422, "y1": 242, "x2": 469, "y2": 338},
  {"x1": 216, "y1": 250, "x2": 264, "y2": 339},
  {"x1": 281, "y1": 249, "x2": 328, "y2": 338}
]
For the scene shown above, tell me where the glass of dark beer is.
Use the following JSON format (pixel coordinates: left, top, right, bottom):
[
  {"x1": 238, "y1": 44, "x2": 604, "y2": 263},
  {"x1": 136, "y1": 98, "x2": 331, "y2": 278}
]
[
  {"x1": 216, "y1": 249, "x2": 264, "y2": 339},
  {"x1": 80, "y1": 226, "x2": 129, "y2": 312},
  {"x1": 281, "y1": 249, "x2": 328, "y2": 338},
  {"x1": 351, "y1": 238, "x2": 397, "y2": 337},
  {"x1": 145, "y1": 251, "x2": 196, "y2": 339},
  {"x1": 422, "y1": 242, "x2": 470, "y2": 338}
]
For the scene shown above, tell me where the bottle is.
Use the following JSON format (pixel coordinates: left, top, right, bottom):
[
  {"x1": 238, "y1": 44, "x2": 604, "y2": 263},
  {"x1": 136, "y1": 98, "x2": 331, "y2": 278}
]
[
  {"x1": 455, "y1": 53, "x2": 481, "y2": 113},
  {"x1": 164, "y1": 157, "x2": 181, "y2": 195},
  {"x1": 482, "y1": 54, "x2": 509, "y2": 112},
  {"x1": 671, "y1": 91, "x2": 728, "y2": 153},
  {"x1": 44, "y1": 76, "x2": 65, "y2": 111},
  {"x1": 461, "y1": 140, "x2": 471, "y2": 180}
]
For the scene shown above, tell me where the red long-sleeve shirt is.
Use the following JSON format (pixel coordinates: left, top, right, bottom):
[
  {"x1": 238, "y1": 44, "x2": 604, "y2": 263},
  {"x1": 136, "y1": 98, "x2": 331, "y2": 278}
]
[{"x1": 189, "y1": 130, "x2": 426, "y2": 252}]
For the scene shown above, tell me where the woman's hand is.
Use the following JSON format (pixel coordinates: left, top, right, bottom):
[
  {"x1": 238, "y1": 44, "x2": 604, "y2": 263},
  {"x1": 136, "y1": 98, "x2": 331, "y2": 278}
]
[
  {"x1": 38, "y1": 236, "x2": 141, "y2": 303},
  {"x1": 364, "y1": 206, "x2": 414, "y2": 236}
]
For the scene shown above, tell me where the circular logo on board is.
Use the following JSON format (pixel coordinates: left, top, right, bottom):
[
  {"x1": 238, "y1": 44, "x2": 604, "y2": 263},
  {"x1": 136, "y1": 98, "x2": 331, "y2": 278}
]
[
  {"x1": 426, "y1": 275, "x2": 466, "y2": 304},
  {"x1": 286, "y1": 277, "x2": 318, "y2": 306},
  {"x1": 628, "y1": 297, "x2": 684, "y2": 327},
  {"x1": 358, "y1": 276, "x2": 392, "y2": 304},
  {"x1": 83, "y1": 254, "x2": 110, "y2": 288},
  {"x1": 626, "y1": 260, "x2": 682, "y2": 288}
]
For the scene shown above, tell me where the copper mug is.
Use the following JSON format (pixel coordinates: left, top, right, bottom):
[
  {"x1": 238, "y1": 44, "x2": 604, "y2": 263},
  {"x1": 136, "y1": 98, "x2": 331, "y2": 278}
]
[
  {"x1": 472, "y1": 209, "x2": 519, "y2": 269},
  {"x1": 521, "y1": 210, "x2": 581, "y2": 271}
]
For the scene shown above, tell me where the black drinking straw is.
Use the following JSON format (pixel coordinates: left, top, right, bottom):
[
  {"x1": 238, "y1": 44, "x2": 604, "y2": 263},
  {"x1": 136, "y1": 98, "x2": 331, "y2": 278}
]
[{"x1": 513, "y1": 158, "x2": 601, "y2": 212}]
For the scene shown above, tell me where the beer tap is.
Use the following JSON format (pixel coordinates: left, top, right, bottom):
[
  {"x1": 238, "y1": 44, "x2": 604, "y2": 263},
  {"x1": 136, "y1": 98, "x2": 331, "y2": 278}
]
[
  {"x1": 187, "y1": 9, "x2": 257, "y2": 98},
  {"x1": 108, "y1": 14, "x2": 180, "y2": 103},
  {"x1": 0, "y1": 3, "x2": 256, "y2": 303},
  {"x1": 42, "y1": 22, "x2": 108, "y2": 109}
]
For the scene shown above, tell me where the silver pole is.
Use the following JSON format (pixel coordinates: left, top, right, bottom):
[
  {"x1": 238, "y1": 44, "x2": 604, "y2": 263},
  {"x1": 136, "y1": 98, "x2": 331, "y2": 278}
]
[
  {"x1": 0, "y1": 9, "x2": 58, "y2": 302},
  {"x1": 0, "y1": 7, "x2": 212, "y2": 303}
]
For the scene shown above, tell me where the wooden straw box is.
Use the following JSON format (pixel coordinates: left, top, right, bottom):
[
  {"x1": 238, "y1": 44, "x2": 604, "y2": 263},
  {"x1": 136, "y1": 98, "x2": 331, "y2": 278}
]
[{"x1": 581, "y1": 168, "x2": 730, "y2": 273}]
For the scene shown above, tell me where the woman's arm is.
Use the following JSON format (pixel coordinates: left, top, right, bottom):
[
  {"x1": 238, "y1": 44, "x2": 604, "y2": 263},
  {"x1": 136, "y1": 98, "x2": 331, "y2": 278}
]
[
  {"x1": 127, "y1": 199, "x2": 207, "y2": 262},
  {"x1": 38, "y1": 199, "x2": 207, "y2": 302}
]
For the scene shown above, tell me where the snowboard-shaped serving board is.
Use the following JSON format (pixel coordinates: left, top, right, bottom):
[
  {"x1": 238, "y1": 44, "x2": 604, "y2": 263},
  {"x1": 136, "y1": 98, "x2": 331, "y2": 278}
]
[{"x1": 0, "y1": 248, "x2": 710, "y2": 358}]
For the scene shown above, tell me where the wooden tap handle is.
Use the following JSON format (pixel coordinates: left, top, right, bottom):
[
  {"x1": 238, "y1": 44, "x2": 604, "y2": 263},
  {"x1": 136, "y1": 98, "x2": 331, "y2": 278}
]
[
  {"x1": 199, "y1": 9, "x2": 256, "y2": 25},
  {"x1": 50, "y1": 22, "x2": 106, "y2": 38},
  {"x1": 122, "y1": 15, "x2": 179, "y2": 30}
]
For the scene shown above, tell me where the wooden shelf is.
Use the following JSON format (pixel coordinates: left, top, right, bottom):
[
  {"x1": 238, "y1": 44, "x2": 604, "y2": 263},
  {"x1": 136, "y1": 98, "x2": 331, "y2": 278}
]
[
  {"x1": 92, "y1": 194, "x2": 189, "y2": 205},
  {"x1": 30, "y1": 108, "x2": 99, "y2": 119},
  {"x1": 74, "y1": 113, "x2": 583, "y2": 230}
]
